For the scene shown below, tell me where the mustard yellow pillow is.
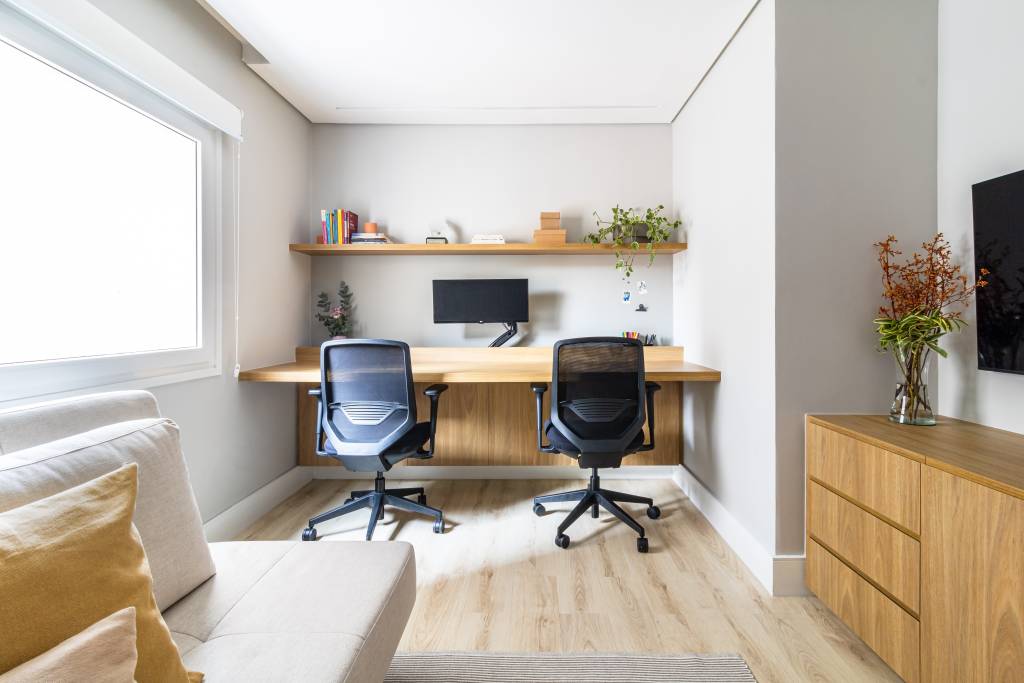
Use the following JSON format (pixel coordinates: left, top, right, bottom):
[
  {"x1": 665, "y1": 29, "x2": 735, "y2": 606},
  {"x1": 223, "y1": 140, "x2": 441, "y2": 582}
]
[
  {"x1": 0, "y1": 607, "x2": 137, "y2": 683},
  {"x1": 0, "y1": 464, "x2": 193, "y2": 682}
]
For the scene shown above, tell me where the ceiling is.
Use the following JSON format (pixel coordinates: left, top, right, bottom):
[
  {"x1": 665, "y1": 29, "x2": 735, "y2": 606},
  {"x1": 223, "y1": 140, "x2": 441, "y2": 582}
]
[{"x1": 201, "y1": 0, "x2": 756, "y2": 125}]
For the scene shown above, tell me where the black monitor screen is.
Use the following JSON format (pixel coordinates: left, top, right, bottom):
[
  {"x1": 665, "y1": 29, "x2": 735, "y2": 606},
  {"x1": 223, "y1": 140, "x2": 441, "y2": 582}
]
[
  {"x1": 433, "y1": 279, "x2": 529, "y2": 324},
  {"x1": 972, "y1": 169, "x2": 1024, "y2": 374}
]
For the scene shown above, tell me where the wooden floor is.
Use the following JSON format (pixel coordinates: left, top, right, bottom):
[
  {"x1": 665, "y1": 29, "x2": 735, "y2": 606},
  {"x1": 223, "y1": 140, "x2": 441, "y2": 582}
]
[{"x1": 240, "y1": 478, "x2": 901, "y2": 683}]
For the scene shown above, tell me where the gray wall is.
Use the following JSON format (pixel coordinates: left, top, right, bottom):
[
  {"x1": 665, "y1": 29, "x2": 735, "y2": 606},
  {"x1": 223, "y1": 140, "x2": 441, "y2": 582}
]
[
  {"x1": 773, "y1": 0, "x2": 938, "y2": 555},
  {"x1": 673, "y1": 0, "x2": 938, "y2": 564},
  {"x1": 672, "y1": 0, "x2": 777, "y2": 557},
  {"x1": 89, "y1": 0, "x2": 311, "y2": 520},
  {"x1": 936, "y1": 0, "x2": 1024, "y2": 434},
  {"x1": 309, "y1": 124, "x2": 675, "y2": 347}
]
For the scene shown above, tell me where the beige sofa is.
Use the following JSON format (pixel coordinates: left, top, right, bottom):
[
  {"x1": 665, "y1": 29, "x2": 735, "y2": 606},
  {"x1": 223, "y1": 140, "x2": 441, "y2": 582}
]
[{"x1": 0, "y1": 391, "x2": 416, "y2": 682}]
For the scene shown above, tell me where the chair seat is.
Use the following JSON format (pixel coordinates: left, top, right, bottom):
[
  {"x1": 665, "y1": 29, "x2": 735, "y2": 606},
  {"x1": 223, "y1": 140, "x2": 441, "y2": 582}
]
[
  {"x1": 323, "y1": 421, "x2": 431, "y2": 466},
  {"x1": 545, "y1": 421, "x2": 644, "y2": 456}
]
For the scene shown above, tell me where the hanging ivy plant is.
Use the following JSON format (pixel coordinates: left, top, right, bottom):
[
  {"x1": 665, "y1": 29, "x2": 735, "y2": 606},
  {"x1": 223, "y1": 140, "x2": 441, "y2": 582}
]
[{"x1": 585, "y1": 204, "x2": 681, "y2": 278}]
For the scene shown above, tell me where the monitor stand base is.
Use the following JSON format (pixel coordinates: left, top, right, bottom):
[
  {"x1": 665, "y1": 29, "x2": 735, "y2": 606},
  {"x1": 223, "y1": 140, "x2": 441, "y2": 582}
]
[{"x1": 488, "y1": 322, "x2": 518, "y2": 347}]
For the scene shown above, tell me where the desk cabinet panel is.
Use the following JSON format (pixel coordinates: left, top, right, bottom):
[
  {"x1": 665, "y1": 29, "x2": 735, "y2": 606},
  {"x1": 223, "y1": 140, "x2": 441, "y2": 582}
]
[
  {"x1": 807, "y1": 539, "x2": 920, "y2": 683},
  {"x1": 298, "y1": 382, "x2": 683, "y2": 467},
  {"x1": 808, "y1": 422, "x2": 920, "y2": 534},
  {"x1": 921, "y1": 465, "x2": 1024, "y2": 682},
  {"x1": 808, "y1": 480, "x2": 920, "y2": 613}
]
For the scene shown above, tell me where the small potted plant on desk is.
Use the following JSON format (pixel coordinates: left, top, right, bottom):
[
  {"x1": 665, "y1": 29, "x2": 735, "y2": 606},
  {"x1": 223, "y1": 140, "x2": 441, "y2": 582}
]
[
  {"x1": 315, "y1": 280, "x2": 354, "y2": 339},
  {"x1": 875, "y1": 234, "x2": 987, "y2": 425}
]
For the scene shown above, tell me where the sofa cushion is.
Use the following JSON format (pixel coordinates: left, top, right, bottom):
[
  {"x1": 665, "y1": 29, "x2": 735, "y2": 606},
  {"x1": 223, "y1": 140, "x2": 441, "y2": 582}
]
[
  {"x1": 0, "y1": 390, "x2": 159, "y2": 454},
  {"x1": 165, "y1": 540, "x2": 417, "y2": 683},
  {"x1": 0, "y1": 418, "x2": 214, "y2": 611}
]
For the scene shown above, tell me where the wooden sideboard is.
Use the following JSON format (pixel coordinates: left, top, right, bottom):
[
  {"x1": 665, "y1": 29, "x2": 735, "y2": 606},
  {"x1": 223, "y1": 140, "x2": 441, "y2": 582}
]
[{"x1": 806, "y1": 414, "x2": 1024, "y2": 683}]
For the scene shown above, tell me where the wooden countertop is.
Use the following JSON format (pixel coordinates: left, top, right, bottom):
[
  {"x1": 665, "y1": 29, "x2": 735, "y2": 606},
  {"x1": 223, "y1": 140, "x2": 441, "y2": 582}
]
[
  {"x1": 238, "y1": 345, "x2": 722, "y2": 384},
  {"x1": 809, "y1": 414, "x2": 1024, "y2": 500}
]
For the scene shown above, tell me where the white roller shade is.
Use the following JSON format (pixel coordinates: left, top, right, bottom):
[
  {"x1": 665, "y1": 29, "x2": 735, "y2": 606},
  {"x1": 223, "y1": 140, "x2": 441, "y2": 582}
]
[{"x1": 1, "y1": 0, "x2": 243, "y2": 139}]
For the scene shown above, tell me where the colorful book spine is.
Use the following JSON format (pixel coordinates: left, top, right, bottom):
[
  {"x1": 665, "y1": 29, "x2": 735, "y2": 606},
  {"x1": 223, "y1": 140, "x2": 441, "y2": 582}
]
[{"x1": 320, "y1": 209, "x2": 327, "y2": 244}]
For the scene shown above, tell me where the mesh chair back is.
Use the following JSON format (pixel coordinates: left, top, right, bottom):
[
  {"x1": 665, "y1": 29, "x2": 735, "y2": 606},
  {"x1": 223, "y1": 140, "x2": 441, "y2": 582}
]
[
  {"x1": 550, "y1": 337, "x2": 646, "y2": 454},
  {"x1": 320, "y1": 340, "x2": 416, "y2": 456}
]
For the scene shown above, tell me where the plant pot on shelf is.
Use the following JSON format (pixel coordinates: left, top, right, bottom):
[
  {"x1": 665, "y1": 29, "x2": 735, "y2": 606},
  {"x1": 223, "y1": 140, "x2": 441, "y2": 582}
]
[
  {"x1": 614, "y1": 224, "x2": 649, "y2": 244},
  {"x1": 889, "y1": 345, "x2": 935, "y2": 426}
]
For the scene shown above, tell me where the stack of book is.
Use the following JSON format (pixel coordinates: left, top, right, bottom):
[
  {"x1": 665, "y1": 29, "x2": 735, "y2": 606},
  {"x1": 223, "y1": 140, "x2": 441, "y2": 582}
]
[
  {"x1": 351, "y1": 232, "x2": 390, "y2": 244},
  {"x1": 533, "y1": 211, "x2": 566, "y2": 245},
  {"x1": 319, "y1": 209, "x2": 359, "y2": 244}
]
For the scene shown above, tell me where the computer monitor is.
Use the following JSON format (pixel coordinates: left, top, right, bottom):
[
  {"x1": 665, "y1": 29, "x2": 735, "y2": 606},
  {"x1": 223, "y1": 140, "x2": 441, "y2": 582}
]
[{"x1": 432, "y1": 279, "x2": 528, "y2": 347}]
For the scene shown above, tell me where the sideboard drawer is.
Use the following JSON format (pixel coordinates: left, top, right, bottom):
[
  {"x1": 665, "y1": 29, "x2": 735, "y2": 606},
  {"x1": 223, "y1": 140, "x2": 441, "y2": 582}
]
[
  {"x1": 807, "y1": 480, "x2": 920, "y2": 613},
  {"x1": 807, "y1": 422, "x2": 920, "y2": 533},
  {"x1": 807, "y1": 539, "x2": 919, "y2": 683}
]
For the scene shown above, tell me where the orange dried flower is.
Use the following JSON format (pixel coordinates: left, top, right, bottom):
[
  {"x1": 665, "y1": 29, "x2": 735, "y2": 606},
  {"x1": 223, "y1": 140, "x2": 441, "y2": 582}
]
[{"x1": 875, "y1": 233, "x2": 987, "y2": 320}]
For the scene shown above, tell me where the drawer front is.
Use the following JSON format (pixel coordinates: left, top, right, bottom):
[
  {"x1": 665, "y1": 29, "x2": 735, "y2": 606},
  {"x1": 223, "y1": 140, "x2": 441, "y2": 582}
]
[
  {"x1": 807, "y1": 422, "x2": 920, "y2": 533},
  {"x1": 807, "y1": 539, "x2": 919, "y2": 683},
  {"x1": 808, "y1": 481, "x2": 920, "y2": 613}
]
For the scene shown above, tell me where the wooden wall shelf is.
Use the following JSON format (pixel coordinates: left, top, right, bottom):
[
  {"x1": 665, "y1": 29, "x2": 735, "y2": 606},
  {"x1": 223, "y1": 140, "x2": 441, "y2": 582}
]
[{"x1": 289, "y1": 242, "x2": 687, "y2": 256}]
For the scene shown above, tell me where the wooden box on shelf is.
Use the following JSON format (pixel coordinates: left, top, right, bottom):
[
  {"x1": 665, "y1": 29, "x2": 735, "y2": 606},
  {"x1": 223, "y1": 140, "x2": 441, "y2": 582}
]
[{"x1": 532, "y1": 228, "x2": 567, "y2": 245}]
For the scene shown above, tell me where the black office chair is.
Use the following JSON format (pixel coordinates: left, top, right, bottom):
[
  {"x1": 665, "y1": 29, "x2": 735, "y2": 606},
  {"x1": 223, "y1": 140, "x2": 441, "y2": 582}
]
[
  {"x1": 531, "y1": 337, "x2": 662, "y2": 553},
  {"x1": 301, "y1": 339, "x2": 448, "y2": 541}
]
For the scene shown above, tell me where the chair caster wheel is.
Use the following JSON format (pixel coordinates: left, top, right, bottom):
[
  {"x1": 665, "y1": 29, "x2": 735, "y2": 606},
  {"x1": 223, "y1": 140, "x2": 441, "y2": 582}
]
[
  {"x1": 301, "y1": 527, "x2": 317, "y2": 542},
  {"x1": 555, "y1": 534, "x2": 570, "y2": 549},
  {"x1": 637, "y1": 537, "x2": 649, "y2": 553},
  {"x1": 433, "y1": 518, "x2": 444, "y2": 534},
  {"x1": 533, "y1": 503, "x2": 545, "y2": 516},
  {"x1": 417, "y1": 494, "x2": 427, "y2": 505},
  {"x1": 647, "y1": 505, "x2": 661, "y2": 520}
]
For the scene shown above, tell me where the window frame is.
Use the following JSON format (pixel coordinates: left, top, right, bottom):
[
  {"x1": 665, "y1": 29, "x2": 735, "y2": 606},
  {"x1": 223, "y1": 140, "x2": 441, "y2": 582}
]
[{"x1": 0, "y1": 6, "x2": 223, "y2": 405}]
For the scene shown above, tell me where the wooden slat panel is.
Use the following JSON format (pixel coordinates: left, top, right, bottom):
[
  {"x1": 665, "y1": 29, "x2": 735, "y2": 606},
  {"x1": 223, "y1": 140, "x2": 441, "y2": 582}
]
[
  {"x1": 808, "y1": 481, "x2": 920, "y2": 613},
  {"x1": 807, "y1": 422, "x2": 920, "y2": 534},
  {"x1": 807, "y1": 540, "x2": 920, "y2": 683},
  {"x1": 921, "y1": 465, "x2": 1024, "y2": 682},
  {"x1": 297, "y1": 382, "x2": 682, "y2": 467}
]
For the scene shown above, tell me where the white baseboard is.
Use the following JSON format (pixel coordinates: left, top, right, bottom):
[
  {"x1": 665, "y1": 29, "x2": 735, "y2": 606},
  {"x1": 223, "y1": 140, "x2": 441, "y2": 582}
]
[
  {"x1": 203, "y1": 466, "x2": 313, "y2": 542},
  {"x1": 672, "y1": 465, "x2": 806, "y2": 596},
  {"x1": 303, "y1": 465, "x2": 680, "y2": 480},
  {"x1": 773, "y1": 554, "x2": 808, "y2": 596}
]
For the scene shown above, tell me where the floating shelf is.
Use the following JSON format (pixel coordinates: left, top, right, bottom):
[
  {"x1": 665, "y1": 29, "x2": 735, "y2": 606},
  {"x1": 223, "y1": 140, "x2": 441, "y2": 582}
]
[{"x1": 289, "y1": 242, "x2": 687, "y2": 256}]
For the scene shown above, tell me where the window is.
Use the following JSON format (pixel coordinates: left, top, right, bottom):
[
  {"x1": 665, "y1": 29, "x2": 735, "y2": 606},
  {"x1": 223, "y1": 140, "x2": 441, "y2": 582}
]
[{"x1": 0, "y1": 7, "x2": 224, "y2": 403}]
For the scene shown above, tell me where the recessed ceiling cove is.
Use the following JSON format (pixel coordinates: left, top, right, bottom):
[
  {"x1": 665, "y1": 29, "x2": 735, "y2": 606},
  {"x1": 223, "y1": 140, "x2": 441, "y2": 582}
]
[{"x1": 203, "y1": 0, "x2": 756, "y2": 124}]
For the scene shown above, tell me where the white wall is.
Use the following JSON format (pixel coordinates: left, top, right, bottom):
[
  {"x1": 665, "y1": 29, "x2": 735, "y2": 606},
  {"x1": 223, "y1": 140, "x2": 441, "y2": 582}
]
[
  {"x1": 937, "y1": 0, "x2": 1024, "y2": 434},
  {"x1": 672, "y1": 0, "x2": 777, "y2": 557},
  {"x1": 88, "y1": 0, "x2": 311, "y2": 520},
  {"x1": 309, "y1": 124, "x2": 675, "y2": 346},
  {"x1": 773, "y1": 0, "x2": 937, "y2": 554}
]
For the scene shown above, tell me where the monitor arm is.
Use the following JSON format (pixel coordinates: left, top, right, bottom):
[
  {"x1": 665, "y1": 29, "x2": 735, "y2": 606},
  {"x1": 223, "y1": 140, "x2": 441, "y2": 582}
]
[{"x1": 488, "y1": 321, "x2": 518, "y2": 347}]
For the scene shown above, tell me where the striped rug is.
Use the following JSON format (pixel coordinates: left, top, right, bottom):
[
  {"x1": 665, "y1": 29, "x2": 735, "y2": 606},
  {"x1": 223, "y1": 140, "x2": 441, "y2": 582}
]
[{"x1": 385, "y1": 652, "x2": 756, "y2": 682}]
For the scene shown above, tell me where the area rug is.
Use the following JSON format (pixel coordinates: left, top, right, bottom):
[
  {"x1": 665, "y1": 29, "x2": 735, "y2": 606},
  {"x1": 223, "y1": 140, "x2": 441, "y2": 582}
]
[{"x1": 385, "y1": 651, "x2": 756, "y2": 682}]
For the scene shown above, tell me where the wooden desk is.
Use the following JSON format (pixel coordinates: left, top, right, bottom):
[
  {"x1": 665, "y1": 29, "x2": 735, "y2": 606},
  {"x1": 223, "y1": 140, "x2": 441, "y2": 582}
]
[{"x1": 240, "y1": 346, "x2": 720, "y2": 467}]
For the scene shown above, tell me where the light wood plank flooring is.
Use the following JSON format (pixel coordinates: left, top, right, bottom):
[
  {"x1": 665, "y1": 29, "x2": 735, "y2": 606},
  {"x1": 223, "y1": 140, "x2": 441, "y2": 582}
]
[{"x1": 240, "y1": 478, "x2": 901, "y2": 683}]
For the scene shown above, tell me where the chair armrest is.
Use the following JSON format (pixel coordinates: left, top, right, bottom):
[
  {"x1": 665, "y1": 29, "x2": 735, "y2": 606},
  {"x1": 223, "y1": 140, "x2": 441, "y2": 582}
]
[
  {"x1": 531, "y1": 383, "x2": 553, "y2": 452},
  {"x1": 640, "y1": 382, "x2": 661, "y2": 451},
  {"x1": 421, "y1": 384, "x2": 449, "y2": 455},
  {"x1": 308, "y1": 387, "x2": 325, "y2": 455}
]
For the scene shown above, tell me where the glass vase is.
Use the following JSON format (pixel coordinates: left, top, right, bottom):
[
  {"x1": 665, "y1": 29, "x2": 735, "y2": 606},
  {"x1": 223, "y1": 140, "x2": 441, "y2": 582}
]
[{"x1": 889, "y1": 345, "x2": 935, "y2": 426}]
